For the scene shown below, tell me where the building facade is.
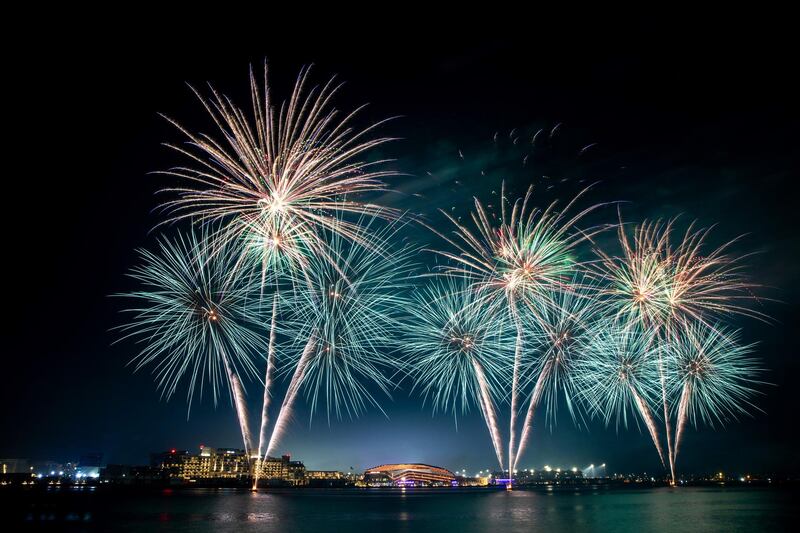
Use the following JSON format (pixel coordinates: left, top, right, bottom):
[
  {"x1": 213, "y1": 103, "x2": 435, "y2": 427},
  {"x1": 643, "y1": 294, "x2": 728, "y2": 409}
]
[{"x1": 255, "y1": 455, "x2": 306, "y2": 486}]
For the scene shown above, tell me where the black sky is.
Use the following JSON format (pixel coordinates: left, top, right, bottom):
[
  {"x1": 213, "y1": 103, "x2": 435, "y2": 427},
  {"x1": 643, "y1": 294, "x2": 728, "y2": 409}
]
[{"x1": 5, "y1": 20, "x2": 799, "y2": 475}]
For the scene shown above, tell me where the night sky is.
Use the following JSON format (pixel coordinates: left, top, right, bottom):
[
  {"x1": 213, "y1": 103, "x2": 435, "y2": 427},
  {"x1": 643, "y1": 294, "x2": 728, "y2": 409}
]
[{"x1": 5, "y1": 23, "x2": 798, "y2": 476}]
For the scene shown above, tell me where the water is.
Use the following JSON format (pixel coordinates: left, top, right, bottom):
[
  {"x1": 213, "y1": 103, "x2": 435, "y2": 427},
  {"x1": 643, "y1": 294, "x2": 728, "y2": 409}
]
[{"x1": 5, "y1": 486, "x2": 795, "y2": 532}]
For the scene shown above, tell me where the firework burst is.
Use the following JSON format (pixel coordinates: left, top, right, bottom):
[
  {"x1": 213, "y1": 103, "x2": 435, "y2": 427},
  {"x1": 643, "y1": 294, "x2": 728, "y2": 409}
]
[
  {"x1": 158, "y1": 63, "x2": 400, "y2": 262},
  {"x1": 115, "y1": 229, "x2": 267, "y2": 454},
  {"x1": 591, "y1": 216, "x2": 764, "y2": 330}
]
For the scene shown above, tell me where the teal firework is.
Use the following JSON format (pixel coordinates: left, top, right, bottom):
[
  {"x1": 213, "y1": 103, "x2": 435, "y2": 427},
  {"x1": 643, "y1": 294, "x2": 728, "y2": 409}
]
[
  {"x1": 513, "y1": 276, "x2": 601, "y2": 470},
  {"x1": 575, "y1": 322, "x2": 667, "y2": 466},
  {"x1": 263, "y1": 219, "x2": 416, "y2": 457},
  {"x1": 667, "y1": 322, "x2": 762, "y2": 462},
  {"x1": 115, "y1": 229, "x2": 267, "y2": 453},
  {"x1": 403, "y1": 278, "x2": 512, "y2": 469}
]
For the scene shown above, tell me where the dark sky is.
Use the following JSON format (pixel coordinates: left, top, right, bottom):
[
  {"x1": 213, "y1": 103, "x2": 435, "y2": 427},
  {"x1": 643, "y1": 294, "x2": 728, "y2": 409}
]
[{"x1": 5, "y1": 21, "x2": 798, "y2": 476}]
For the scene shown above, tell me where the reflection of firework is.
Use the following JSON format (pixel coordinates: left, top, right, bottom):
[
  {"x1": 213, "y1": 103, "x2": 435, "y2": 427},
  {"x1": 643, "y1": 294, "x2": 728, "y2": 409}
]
[
  {"x1": 575, "y1": 322, "x2": 666, "y2": 467},
  {"x1": 404, "y1": 278, "x2": 512, "y2": 469},
  {"x1": 265, "y1": 219, "x2": 415, "y2": 457},
  {"x1": 116, "y1": 229, "x2": 266, "y2": 453},
  {"x1": 667, "y1": 322, "x2": 761, "y2": 463}
]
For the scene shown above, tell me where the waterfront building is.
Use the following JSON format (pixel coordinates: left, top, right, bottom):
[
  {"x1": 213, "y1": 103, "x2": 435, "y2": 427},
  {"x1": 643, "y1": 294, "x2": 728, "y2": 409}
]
[
  {"x1": 306, "y1": 470, "x2": 348, "y2": 487},
  {"x1": 156, "y1": 446, "x2": 250, "y2": 482},
  {"x1": 363, "y1": 463, "x2": 456, "y2": 487},
  {"x1": 306, "y1": 470, "x2": 342, "y2": 481},
  {"x1": 256, "y1": 454, "x2": 306, "y2": 486},
  {"x1": 76, "y1": 453, "x2": 103, "y2": 479}
]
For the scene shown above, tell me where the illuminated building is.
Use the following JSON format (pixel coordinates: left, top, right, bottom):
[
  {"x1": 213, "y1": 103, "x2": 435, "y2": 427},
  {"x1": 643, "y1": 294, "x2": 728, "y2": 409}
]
[
  {"x1": 363, "y1": 464, "x2": 456, "y2": 487},
  {"x1": 306, "y1": 470, "x2": 347, "y2": 487},
  {"x1": 456, "y1": 475, "x2": 490, "y2": 487},
  {"x1": 306, "y1": 470, "x2": 342, "y2": 481},
  {"x1": 157, "y1": 446, "x2": 250, "y2": 482},
  {"x1": 255, "y1": 454, "x2": 306, "y2": 486}
]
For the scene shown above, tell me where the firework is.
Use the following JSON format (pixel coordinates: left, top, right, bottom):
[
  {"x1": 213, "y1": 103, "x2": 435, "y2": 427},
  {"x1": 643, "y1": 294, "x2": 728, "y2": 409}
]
[
  {"x1": 432, "y1": 182, "x2": 602, "y2": 476},
  {"x1": 666, "y1": 322, "x2": 761, "y2": 464},
  {"x1": 154, "y1": 64, "x2": 406, "y2": 488},
  {"x1": 590, "y1": 215, "x2": 763, "y2": 483},
  {"x1": 574, "y1": 321, "x2": 666, "y2": 467},
  {"x1": 264, "y1": 219, "x2": 416, "y2": 457},
  {"x1": 115, "y1": 229, "x2": 266, "y2": 454},
  {"x1": 590, "y1": 216, "x2": 764, "y2": 330},
  {"x1": 158, "y1": 63, "x2": 400, "y2": 259},
  {"x1": 513, "y1": 276, "x2": 600, "y2": 471},
  {"x1": 403, "y1": 278, "x2": 512, "y2": 469}
]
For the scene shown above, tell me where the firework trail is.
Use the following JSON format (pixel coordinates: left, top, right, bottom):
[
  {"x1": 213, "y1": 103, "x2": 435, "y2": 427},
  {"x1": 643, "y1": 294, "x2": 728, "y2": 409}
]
[
  {"x1": 404, "y1": 278, "x2": 513, "y2": 470},
  {"x1": 115, "y1": 228, "x2": 266, "y2": 454},
  {"x1": 257, "y1": 294, "x2": 279, "y2": 458},
  {"x1": 513, "y1": 362, "x2": 548, "y2": 471},
  {"x1": 265, "y1": 219, "x2": 415, "y2": 457},
  {"x1": 431, "y1": 182, "x2": 603, "y2": 477},
  {"x1": 666, "y1": 322, "x2": 762, "y2": 465},
  {"x1": 472, "y1": 359, "x2": 505, "y2": 469},
  {"x1": 266, "y1": 336, "x2": 317, "y2": 457},
  {"x1": 226, "y1": 360, "x2": 254, "y2": 454},
  {"x1": 252, "y1": 294, "x2": 279, "y2": 488},
  {"x1": 631, "y1": 387, "x2": 666, "y2": 468}
]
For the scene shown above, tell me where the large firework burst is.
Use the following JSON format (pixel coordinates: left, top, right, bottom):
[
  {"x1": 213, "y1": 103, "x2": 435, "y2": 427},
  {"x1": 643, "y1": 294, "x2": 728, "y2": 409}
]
[
  {"x1": 404, "y1": 278, "x2": 512, "y2": 469},
  {"x1": 158, "y1": 63, "x2": 399, "y2": 261},
  {"x1": 115, "y1": 229, "x2": 266, "y2": 453},
  {"x1": 591, "y1": 216, "x2": 764, "y2": 330}
]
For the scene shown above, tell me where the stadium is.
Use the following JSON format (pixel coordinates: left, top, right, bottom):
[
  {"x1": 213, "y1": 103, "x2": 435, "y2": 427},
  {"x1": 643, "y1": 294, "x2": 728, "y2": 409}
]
[{"x1": 363, "y1": 463, "x2": 456, "y2": 487}]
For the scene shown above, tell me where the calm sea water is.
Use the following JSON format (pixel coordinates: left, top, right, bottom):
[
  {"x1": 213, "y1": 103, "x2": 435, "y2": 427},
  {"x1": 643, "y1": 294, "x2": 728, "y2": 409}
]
[{"x1": 5, "y1": 486, "x2": 795, "y2": 532}]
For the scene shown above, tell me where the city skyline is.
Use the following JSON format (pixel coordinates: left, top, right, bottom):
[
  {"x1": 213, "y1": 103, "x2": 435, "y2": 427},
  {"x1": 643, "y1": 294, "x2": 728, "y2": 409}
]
[{"x1": 5, "y1": 32, "x2": 798, "y2": 479}]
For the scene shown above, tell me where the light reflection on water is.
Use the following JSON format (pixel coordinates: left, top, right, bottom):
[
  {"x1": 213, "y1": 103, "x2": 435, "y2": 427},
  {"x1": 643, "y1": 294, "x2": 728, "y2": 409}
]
[{"x1": 8, "y1": 487, "x2": 795, "y2": 532}]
